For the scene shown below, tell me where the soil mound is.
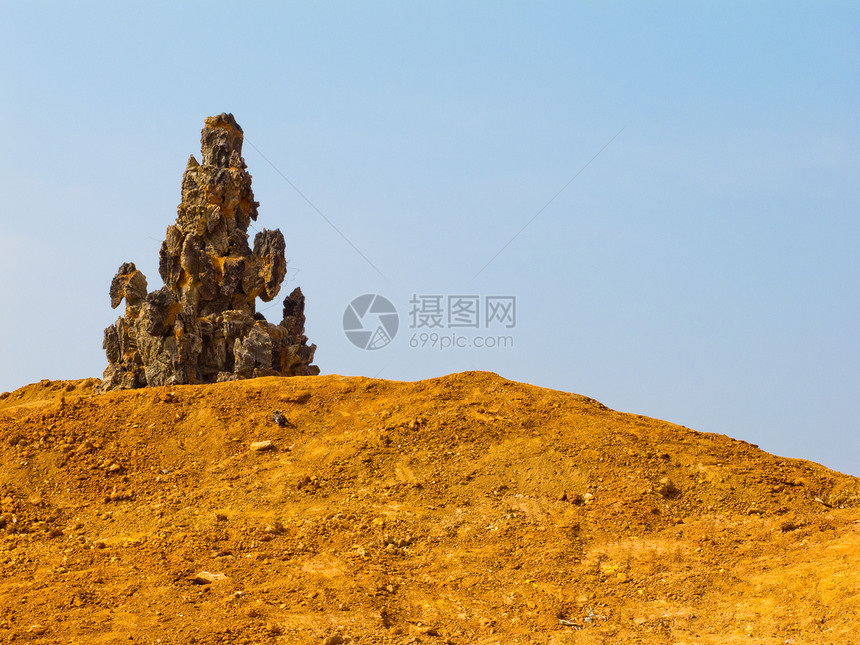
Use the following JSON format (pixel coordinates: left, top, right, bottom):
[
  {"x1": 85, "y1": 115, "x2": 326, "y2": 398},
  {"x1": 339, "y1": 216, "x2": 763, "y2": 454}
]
[{"x1": 1, "y1": 372, "x2": 858, "y2": 644}]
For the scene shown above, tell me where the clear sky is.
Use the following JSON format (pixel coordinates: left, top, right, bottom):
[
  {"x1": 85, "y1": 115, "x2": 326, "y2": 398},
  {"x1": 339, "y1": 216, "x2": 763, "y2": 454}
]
[{"x1": 1, "y1": 2, "x2": 857, "y2": 476}]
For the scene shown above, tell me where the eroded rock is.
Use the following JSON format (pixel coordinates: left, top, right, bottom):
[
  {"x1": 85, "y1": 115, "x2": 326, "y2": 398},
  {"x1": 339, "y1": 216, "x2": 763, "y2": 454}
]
[{"x1": 101, "y1": 113, "x2": 319, "y2": 390}]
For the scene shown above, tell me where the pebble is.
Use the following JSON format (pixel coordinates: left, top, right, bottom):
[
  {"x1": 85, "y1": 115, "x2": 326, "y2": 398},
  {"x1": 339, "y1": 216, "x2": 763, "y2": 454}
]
[
  {"x1": 323, "y1": 635, "x2": 345, "y2": 645},
  {"x1": 193, "y1": 571, "x2": 227, "y2": 585},
  {"x1": 657, "y1": 478, "x2": 680, "y2": 499},
  {"x1": 250, "y1": 440, "x2": 274, "y2": 452}
]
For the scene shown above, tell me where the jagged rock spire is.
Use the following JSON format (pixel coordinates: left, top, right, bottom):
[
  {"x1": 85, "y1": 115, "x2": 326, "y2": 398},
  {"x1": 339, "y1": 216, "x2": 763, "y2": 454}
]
[{"x1": 101, "y1": 113, "x2": 319, "y2": 390}]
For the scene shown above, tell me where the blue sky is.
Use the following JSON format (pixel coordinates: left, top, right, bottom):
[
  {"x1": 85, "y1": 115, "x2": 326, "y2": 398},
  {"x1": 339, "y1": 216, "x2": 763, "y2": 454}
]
[{"x1": 1, "y1": 2, "x2": 858, "y2": 475}]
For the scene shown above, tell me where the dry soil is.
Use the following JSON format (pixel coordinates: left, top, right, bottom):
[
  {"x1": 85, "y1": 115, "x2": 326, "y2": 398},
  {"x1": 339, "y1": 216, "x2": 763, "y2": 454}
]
[{"x1": 0, "y1": 372, "x2": 858, "y2": 644}]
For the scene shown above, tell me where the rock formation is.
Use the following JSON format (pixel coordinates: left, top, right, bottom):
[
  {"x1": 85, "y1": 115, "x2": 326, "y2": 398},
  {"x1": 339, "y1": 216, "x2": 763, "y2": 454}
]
[{"x1": 101, "y1": 113, "x2": 319, "y2": 390}]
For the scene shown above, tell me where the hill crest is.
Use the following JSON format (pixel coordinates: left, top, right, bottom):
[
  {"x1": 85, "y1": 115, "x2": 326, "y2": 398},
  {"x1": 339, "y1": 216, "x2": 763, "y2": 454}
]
[{"x1": 0, "y1": 371, "x2": 858, "y2": 643}]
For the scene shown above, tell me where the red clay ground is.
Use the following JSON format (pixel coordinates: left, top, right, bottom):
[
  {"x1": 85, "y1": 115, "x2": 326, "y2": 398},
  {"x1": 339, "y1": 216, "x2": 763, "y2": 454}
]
[{"x1": 1, "y1": 372, "x2": 858, "y2": 644}]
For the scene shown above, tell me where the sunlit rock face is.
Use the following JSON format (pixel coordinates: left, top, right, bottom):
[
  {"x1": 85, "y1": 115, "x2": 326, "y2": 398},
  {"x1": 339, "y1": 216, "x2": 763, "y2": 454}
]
[{"x1": 101, "y1": 113, "x2": 319, "y2": 390}]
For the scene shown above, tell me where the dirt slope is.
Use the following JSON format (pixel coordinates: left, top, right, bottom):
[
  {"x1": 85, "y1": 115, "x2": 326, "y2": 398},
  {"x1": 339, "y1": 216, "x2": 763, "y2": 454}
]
[{"x1": 0, "y1": 372, "x2": 858, "y2": 644}]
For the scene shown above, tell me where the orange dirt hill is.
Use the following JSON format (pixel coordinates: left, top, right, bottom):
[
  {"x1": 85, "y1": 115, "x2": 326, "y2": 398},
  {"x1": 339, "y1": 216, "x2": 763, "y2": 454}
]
[{"x1": 0, "y1": 372, "x2": 858, "y2": 644}]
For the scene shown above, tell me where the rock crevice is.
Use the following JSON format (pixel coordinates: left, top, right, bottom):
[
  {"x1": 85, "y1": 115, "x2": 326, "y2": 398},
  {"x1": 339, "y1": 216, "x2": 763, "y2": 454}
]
[{"x1": 101, "y1": 113, "x2": 319, "y2": 390}]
